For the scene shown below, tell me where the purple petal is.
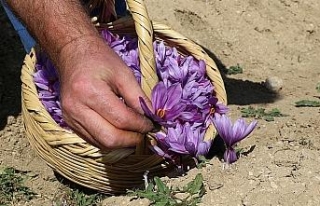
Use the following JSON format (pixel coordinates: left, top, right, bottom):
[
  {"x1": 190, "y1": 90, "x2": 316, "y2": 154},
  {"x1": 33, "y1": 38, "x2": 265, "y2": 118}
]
[
  {"x1": 42, "y1": 100, "x2": 57, "y2": 109},
  {"x1": 155, "y1": 41, "x2": 166, "y2": 65},
  {"x1": 193, "y1": 96, "x2": 208, "y2": 109},
  {"x1": 39, "y1": 91, "x2": 55, "y2": 100},
  {"x1": 165, "y1": 83, "x2": 183, "y2": 109},
  {"x1": 196, "y1": 141, "x2": 211, "y2": 157},
  {"x1": 165, "y1": 103, "x2": 186, "y2": 120},
  {"x1": 232, "y1": 118, "x2": 257, "y2": 144},
  {"x1": 110, "y1": 38, "x2": 126, "y2": 52},
  {"x1": 139, "y1": 97, "x2": 176, "y2": 127},
  {"x1": 101, "y1": 30, "x2": 118, "y2": 44},
  {"x1": 224, "y1": 148, "x2": 238, "y2": 164},
  {"x1": 152, "y1": 82, "x2": 168, "y2": 110},
  {"x1": 208, "y1": 96, "x2": 218, "y2": 105},
  {"x1": 149, "y1": 145, "x2": 172, "y2": 159},
  {"x1": 139, "y1": 97, "x2": 155, "y2": 116},
  {"x1": 212, "y1": 114, "x2": 233, "y2": 147},
  {"x1": 139, "y1": 97, "x2": 158, "y2": 120},
  {"x1": 215, "y1": 102, "x2": 229, "y2": 114}
]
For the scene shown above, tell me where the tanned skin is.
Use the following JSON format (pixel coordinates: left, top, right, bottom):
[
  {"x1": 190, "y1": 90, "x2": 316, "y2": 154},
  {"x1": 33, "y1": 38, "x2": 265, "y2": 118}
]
[{"x1": 6, "y1": 0, "x2": 153, "y2": 149}]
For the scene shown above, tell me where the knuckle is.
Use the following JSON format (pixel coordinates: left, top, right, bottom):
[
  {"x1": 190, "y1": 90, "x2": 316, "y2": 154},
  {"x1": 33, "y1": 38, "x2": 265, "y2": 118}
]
[{"x1": 71, "y1": 77, "x2": 93, "y2": 95}]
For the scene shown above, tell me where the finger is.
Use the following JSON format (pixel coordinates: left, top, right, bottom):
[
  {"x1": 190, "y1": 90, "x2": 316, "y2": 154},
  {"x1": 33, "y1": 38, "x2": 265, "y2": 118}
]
[
  {"x1": 87, "y1": 86, "x2": 153, "y2": 133},
  {"x1": 74, "y1": 106, "x2": 144, "y2": 149},
  {"x1": 70, "y1": 121, "x2": 105, "y2": 149},
  {"x1": 62, "y1": 111, "x2": 105, "y2": 148},
  {"x1": 116, "y1": 69, "x2": 153, "y2": 114}
]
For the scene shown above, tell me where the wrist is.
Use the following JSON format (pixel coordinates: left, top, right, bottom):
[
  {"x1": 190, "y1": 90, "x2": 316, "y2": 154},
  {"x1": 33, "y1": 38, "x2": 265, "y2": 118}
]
[{"x1": 56, "y1": 34, "x2": 106, "y2": 78}]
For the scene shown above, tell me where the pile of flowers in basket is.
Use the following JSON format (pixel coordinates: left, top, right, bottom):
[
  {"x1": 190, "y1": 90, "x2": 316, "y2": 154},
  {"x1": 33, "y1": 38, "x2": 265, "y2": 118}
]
[{"x1": 33, "y1": 30, "x2": 257, "y2": 164}]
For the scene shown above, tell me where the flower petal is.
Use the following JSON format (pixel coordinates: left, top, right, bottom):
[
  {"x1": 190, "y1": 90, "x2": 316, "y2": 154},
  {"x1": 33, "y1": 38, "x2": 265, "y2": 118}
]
[
  {"x1": 149, "y1": 145, "x2": 172, "y2": 159},
  {"x1": 139, "y1": 97, "x2": 154, "y2": 118},
  {"x1": 224, "y1": 148, "x2": 238, "y2": 164},
  {"x1": 213, "y1": 114, "x2": 233, "y2": 147},
  {"x1": 152, "y1": 82, "x2": 168, "y2": 110},
  {"x1": 196, "y1": 141, "x2": 211, "y2": 157},
  {"x1": 165, "y1": 83, "x2": 183, "y2": 109}
]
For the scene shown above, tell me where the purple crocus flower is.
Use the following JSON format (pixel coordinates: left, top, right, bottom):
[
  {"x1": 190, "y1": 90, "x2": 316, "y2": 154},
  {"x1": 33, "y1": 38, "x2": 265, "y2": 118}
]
[
  {"x1": 187, "y1": 58, "x2": 206, "y2": 82},
  {"x1": 150, "y1": 131, "x2": 175, "y2": 159},
  {"x1": 208, "y1": 97, "x2": 229, "y2": 115},
  {"x1": 178, "y1": 104, "x2": 204, "y2": 123},
  {"x1": 181, "y1": 123, "x2": 211, "y2": 157},
  {"x1": 165, "y1": 56, "x2": 189, "y2": 85},
  {"x1": 212, "y1": 113, "x2": 257, "y2": 164},
  {"x1": 154, "y1": 41, "x2": 166, "y2": 66},
  {"x1": 150, "y1": 122, "x2": 211, "y2": 158},
  {"x1": 182, "y1": 79, "x2": 213, "y2": 102},
  {"x1": 139, "y1": 82, "x2": 186, "y2": 126}
]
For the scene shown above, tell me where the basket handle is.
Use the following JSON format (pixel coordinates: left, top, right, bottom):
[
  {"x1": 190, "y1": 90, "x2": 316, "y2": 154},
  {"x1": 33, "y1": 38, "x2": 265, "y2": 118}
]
[{"x1": 126, "y1": 0, "x2": 158, "y2": 98}]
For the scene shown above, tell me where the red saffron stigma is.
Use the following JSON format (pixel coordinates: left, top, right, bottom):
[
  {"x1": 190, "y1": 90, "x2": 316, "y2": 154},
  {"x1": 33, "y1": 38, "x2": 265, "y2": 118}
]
[{"x1": 156, "y1": 109, "x2": 166, "y2": 118}]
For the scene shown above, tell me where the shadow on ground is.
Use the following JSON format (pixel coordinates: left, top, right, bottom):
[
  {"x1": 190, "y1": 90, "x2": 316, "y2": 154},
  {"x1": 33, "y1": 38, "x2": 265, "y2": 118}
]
[
  {"x1": 203, "y1": 48, "x2": 279, "y2": 105},
  {"x1": 0, "y1": 5, "x2": 25, "y2": 130}
]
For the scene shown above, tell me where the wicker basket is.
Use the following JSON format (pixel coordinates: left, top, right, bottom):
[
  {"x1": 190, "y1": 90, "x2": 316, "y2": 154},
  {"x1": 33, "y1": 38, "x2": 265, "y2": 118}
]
[{"x1": 21, "y1": 0, "x2": 227, "y2": 194}]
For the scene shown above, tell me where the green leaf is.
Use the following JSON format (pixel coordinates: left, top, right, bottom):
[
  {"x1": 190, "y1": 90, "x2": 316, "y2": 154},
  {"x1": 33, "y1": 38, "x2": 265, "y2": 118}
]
[
  {"x1": 267, "y1": 108, "x2": 282, "y2": 117},
  {"x1": 241, "y1": 106, "x2": 286, "y2": 121},
  {"x1": 183, "y1": 173, "x2": 204, "y2": 195},
  {"x1": 0, "y1": 167, "x2": 37, "y2": 204},
  {"x1": 154, "y1": 177, "x2": 169, "y2": 193},
  {"x1": 295, "y1": 100, "x2": 320, "y2": 107},
  {"x1": 154, "y1": 200, "x2": 171, "y2": 206},
  {"x1": 146, "y1": 182, "x2": 155, "y2": 192},
  {"x1": 226, "y1": 64, "x2": 243, "y2": 75},
  {"x1": 196, "y1": 156, "x2": 212, "y2": 169},
  {"x1": 128, "y1": 173, "x2": 206, "y2": 206}
]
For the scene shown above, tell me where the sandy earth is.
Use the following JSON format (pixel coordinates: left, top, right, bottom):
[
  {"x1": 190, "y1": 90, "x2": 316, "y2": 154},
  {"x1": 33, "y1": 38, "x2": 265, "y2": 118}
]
[{"x1": 1, "y1": 0, "x2": 320, "y2": 205}]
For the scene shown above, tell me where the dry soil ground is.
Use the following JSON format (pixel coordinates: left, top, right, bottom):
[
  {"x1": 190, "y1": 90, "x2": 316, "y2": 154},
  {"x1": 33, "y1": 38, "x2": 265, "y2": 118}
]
[{"x1": 1, "y1": 0, "x2": 320, "y2": 205}]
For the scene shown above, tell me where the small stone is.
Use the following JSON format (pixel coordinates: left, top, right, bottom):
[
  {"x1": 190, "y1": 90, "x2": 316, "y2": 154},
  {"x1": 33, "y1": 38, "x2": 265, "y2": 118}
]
[
  {"x1": 270, "y1": 181, "x2": 278, "y2": 189},
  {"x1": 264, "y1": 76, "x2": 283, "y2": 93}
]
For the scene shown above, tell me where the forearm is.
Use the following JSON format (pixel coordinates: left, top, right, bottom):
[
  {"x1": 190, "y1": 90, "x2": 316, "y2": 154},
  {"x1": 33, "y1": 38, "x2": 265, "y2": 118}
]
[{"x1": 6, "y1": 0, "x2": 100, "y2": 63}]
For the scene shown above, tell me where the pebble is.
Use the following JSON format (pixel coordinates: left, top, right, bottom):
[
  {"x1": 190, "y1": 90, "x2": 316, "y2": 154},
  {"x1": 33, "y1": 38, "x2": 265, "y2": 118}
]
[
  {"x1": 270, "y1": 181, "x2": 278, "y2": 189},
  {"x1": 264, "y1": 76, "x2": 283, "y2": 93}
]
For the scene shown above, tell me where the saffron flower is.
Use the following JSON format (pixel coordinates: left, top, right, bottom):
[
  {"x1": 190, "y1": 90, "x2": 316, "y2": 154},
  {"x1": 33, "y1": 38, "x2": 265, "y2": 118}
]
[
  {"x1": 212, "y1": 113, "x2": 257, "y2": 164},
  {"x1": 208, "y1": 97, "x2": 229, "y2": 115},
  {"x1": 139, "y1": 82, "x2": 186, "y2": 126},
  {"x1": 150, "y1": 122, "x2": 211, "y2": 158}
]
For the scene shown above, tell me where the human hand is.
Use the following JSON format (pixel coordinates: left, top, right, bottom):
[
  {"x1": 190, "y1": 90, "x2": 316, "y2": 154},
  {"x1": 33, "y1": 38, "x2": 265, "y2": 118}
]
[{"x1": 56, "y1": 35, "x2": 154, "y2": 149}]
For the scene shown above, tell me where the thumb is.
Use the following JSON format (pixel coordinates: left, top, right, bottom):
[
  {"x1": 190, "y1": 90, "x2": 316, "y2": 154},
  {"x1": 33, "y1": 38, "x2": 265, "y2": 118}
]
[{"x1": 117, "y1": 69, "x2": 153, "y2": 115}]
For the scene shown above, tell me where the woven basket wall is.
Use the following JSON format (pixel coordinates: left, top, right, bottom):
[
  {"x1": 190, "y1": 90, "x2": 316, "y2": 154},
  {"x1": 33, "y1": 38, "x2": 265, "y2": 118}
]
[{"x1": 21, "y1": 0, "x2": 227, "y2": 194}]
